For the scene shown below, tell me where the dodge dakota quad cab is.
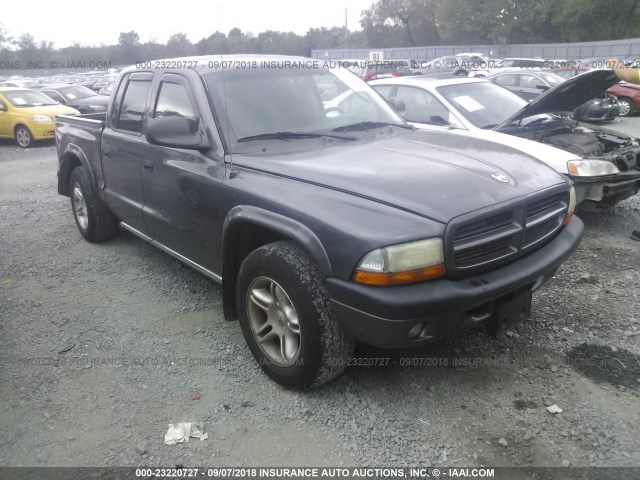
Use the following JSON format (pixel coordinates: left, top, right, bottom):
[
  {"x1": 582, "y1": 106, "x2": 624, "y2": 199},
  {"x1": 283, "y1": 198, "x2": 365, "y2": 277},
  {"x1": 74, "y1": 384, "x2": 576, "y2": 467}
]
[{"x1": 55, "y1": 55, "x2": 584, "y2": 387}]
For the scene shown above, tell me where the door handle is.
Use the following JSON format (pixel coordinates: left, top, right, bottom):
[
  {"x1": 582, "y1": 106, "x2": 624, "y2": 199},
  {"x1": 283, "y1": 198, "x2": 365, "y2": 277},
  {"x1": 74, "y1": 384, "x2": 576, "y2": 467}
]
[{"x1": 142, "y1": 160, "x2": 154, "y2": 173}]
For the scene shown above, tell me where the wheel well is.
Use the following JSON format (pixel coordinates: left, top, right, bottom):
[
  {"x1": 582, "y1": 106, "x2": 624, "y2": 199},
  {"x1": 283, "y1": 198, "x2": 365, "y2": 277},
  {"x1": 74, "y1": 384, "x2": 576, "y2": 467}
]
[
  {"x1": 14, "y1": 124, "x2": 31, "y2": 135},
  {"x1": 222, "y1": 223, "x2": 294, "y2": 321},
  {"x1": 619, "y1": 96, "x2": 635, "y2": 106},
  {"x1": 58, "y1": 153, "x2": 82, "y2": 196}
]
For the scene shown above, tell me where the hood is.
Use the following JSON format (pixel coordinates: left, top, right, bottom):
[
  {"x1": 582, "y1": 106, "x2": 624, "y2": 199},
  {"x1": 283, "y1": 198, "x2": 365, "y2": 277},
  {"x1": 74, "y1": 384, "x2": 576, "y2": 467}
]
[
  {"x1": 234, "y1": 130, "x2": 566, "y2": 224},
  {"x1": 16, "y1": 104, "x2": 80, "y2": 117},
  {"x1": 496, "y1": 69, "x2": 620, "y2": 130}
]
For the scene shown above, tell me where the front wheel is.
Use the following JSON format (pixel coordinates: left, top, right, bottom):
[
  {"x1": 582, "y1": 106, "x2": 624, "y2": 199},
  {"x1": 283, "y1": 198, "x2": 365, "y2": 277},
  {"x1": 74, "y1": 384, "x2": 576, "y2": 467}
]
[
  {"x1": 69, "y1": 166, "x2": 118, "y2": 242},
  {"x1": 617, "y1": 97, "x2": 635, "y2": 117},
  {"x1": 15, "y1": 125, "x2": 33, "y2": 148},
  {"x1": 236, "y1": 241, "x2": 354, "y2": 387}
]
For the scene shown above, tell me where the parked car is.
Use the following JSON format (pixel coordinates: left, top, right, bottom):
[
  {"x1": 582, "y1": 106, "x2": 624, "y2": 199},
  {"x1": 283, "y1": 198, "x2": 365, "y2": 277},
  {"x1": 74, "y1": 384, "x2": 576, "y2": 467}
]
[
  {"x1": 486, "y1": 69, "x2": 619, "y2": 122},
  {"x1": 608, "y1": 82, "x2": 640, "y2": 117},
  {"x1": 92, "y1": 74, "x2": 119, "y2": 92},
  {"x1": 486, "y1": 70, "x2": 565, "y2": 100},
  {"x1": 370, "y1": 70, "x2": 640, "y2": 209},
  {"x1": 550, "y1": 67, "x2": 639, "y2": 117},
  {"x1": 491, "y1": 57, "x2": 547, "y2": 70},
  {"x1": 98, "y1": 80, "x2": 116, "y2": 96},
  {"x1": 0, "y1": 87, "x2": 79, "y2": 147},
  {"x1": 55, "y1": 55, "x2": 582, "y2": 387},
  {"x1": 35, "y1": 85, "x2": 110, "y2": 113},
  {"x1": 0, "y1": 79, "x2": 40, "y2": 88},
  {"x1": 353, "y1": 61, "x2": 413, "y2": 81},
  {"x1": 414, "y1": 56, "x2": 483, "y2": 77}
]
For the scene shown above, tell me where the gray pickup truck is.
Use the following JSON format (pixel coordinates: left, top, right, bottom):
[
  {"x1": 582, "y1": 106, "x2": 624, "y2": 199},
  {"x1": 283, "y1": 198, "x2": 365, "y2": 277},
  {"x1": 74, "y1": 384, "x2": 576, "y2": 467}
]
[{"x1": 55, "y1": 55, "x2": 584, "y2": 387}]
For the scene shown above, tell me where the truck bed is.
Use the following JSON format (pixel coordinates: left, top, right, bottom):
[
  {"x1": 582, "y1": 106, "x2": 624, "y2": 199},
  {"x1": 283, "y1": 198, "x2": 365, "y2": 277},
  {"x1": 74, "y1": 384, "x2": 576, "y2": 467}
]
[{"x1": 56, "y1": 113, "x2": 107, "y2": 196}]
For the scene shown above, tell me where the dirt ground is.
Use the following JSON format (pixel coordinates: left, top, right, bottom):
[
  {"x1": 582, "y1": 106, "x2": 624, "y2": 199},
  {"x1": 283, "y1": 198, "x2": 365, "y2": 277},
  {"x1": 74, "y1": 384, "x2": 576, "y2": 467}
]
[{"x1": 0, "y1": 125, "x2": 639, "y2": 473}]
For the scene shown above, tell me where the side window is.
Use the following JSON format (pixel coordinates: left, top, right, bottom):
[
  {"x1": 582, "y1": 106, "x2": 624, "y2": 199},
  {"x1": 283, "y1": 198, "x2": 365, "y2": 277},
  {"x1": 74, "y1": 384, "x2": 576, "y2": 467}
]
[
  {"x1": 154, "y1": 82, "x2": 196, "y2": 119},
  {"x1": 395, "y1": 86, "x2": 451, "y2": 125},
  {"x1": 520, "y1": 74, "x2": 544, "y2": 88},
  {"x1": 372, "y1": 85, "x2": 393, "y2": 99},
  {"x1": 493, "y1": 75, "x2": 517, "y2": 87},
  {"x1": 117, "y1": 79, "x2": 152, "y2": 133}
]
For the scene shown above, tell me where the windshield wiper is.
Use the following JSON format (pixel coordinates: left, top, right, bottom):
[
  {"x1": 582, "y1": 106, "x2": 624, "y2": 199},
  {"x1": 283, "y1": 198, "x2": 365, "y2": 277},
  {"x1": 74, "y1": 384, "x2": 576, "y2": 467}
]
[
  {"x1": 331, "y1": 121, "x2": 413, "y2": 132},
  {"x1": 237, "y1": 131, "x2": 355, "y2": 142}
]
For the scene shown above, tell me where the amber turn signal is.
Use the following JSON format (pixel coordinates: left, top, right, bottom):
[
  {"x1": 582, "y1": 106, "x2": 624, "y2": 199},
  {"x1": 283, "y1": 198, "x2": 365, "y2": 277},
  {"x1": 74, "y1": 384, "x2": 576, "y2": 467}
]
[{"x1": 354, "y1": 264, "x2": 446, "y2": 286}]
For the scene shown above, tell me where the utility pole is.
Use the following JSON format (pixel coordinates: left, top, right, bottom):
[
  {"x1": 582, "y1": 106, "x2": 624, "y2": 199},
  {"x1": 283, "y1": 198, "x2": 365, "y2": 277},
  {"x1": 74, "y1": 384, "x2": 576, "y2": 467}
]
[{"x1": 345, "y1": 8, "x2": 348, "y2": 39}]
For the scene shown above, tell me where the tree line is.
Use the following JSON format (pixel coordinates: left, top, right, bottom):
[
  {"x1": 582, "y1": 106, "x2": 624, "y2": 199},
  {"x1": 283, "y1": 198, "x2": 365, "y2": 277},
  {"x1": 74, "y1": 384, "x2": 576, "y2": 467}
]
[{"x1": 1, "y1": 0, "x2": 638, "y2": 67}]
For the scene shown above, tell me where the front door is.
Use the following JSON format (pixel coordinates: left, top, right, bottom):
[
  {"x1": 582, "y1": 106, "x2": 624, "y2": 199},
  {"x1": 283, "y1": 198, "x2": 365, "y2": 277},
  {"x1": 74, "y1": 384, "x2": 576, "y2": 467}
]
[{"x1": 141, "y1": 73, "x2": 227, "y2": 274}]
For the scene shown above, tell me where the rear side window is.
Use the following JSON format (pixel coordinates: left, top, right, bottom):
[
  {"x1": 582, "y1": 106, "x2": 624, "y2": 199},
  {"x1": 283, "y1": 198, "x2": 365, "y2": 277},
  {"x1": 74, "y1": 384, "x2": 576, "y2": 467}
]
[
  {"x1": 154, "y1": 82, "x2": 195, "y2": 119},
  {"x1": 372, "y1": 85, "x2": 393, "y2": 99},
  {"x1": 117, "y1": 79, "x2": 152, "y2": 132},
  {"x1": 493, "y1": 75, "x2": 517, "y2": 87}
]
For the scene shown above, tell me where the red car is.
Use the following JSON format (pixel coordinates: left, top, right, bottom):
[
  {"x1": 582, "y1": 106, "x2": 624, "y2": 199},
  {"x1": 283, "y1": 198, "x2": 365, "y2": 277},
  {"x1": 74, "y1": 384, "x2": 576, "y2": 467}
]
[{"x1": 608, "y1": 82, "x2": 640, "y2": 117}]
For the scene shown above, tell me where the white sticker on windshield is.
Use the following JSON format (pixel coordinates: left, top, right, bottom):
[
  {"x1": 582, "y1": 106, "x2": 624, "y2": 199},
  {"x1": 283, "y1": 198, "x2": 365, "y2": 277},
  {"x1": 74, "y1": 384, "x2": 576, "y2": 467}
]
[
  {"x1": 13, "y1": 97, "x2": 26, "y2": 105},
  {"x1": 66, "y1": 93, "x2": 77, "y2": 100},
  {"x1": 453, "y1": 95, "x2": 484, "y2": 112}
]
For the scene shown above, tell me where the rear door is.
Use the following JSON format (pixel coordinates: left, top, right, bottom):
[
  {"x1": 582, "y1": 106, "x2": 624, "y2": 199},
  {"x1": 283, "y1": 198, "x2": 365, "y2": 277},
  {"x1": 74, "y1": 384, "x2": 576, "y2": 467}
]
[
  {"x1": 516, "y1": 74, "x2": 546, "y2": 100},
  {"x1": 101, "y1": 72, "x2": 153, "y2": 232}
]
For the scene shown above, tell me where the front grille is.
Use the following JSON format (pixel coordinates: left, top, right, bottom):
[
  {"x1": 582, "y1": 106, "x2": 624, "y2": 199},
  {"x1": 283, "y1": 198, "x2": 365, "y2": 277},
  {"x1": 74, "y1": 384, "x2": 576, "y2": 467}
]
[{"x1": 447, "y1": 189, "x2": 568, "y2": 275}]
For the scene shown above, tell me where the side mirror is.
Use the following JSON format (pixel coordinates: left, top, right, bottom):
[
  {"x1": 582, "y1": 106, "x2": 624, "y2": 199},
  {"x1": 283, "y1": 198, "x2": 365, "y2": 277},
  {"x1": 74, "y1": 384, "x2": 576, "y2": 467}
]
[
  {"x1": 536, "y1": 84, "x2": 550, "y2": 91},
  {"x1": 0, "y1": 103, "x2": 6, "y2": 112},
  {"x1": 146, "y1": 116, "x2": 210, "y2": 150},
  {"x1": 387, "y1": 96, "x2": 406, "y2": 117}
]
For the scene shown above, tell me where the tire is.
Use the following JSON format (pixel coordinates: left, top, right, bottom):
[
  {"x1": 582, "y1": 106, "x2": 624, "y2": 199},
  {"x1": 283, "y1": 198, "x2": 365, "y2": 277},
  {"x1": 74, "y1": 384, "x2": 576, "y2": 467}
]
[
  {"x1": 617, "y1": 97, "x2": 635, "y2": 117},
  {"x1": 14, "y1": 125, "x2": 33, "y2": 148},
  {"x1": 69, "y1": 166, "x2": 118, "y2": 242},
  {"x1": 236, "y1": 241, "x2": 354, "y2": 388}
]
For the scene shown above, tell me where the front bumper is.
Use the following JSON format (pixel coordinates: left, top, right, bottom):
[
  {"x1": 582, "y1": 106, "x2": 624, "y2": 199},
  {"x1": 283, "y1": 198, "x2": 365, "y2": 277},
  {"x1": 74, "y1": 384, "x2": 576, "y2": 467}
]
[
  {"x1": 575, "y1": 171, "x2": 640, "y2": 206},
  {"x1": 327, "y1": 217, "x2": 584, "y2": 348},
  {"x1": 29, "y1": 122, "x2": 56, "y2": 140}
]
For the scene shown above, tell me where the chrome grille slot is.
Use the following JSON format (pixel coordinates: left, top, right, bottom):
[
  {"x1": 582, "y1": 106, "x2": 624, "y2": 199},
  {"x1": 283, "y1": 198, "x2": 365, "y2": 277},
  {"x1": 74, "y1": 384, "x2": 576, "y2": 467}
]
[
  {"x1": 523, "y1": 193, "x2": 567, "y2": 249},
  {"x1": 453, "y1": 211, "x2": 521, "y2": 269},
  {"x1": 448, "y1": 189, "x2": 569, "y2": 274}
]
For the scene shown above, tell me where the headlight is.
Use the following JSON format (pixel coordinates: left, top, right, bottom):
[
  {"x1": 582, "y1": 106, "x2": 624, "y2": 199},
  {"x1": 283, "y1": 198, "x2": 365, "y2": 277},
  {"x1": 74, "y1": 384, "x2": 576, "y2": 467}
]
[
  {"x1": 567, "y1": 159, "x2": 619, "y2": 177},
  {"x1": 564, "y1": 186, "x2": 576, "y2": 225},
  {"x1": 87, "y1": 105, "x2": 106, "y2": 111},
  {"x1": 31, "y1": 115, "x2": 52, "y2": 122},
  {"x1": 353, "y1": 238, "x2": 445, "y2": 286}
]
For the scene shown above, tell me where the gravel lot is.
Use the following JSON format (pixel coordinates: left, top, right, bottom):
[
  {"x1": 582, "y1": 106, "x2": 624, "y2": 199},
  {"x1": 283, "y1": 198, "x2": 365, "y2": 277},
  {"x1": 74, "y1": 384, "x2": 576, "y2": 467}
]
[{"x1": 0, "y1": 120, "x2": 639, "y2": 472}]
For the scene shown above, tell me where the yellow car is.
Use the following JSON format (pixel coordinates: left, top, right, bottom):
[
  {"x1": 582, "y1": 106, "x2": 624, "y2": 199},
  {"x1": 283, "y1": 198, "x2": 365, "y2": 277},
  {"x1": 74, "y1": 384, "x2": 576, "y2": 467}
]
[{"x1": 0, "y1": 87, "x2": 79, "y2": 148}]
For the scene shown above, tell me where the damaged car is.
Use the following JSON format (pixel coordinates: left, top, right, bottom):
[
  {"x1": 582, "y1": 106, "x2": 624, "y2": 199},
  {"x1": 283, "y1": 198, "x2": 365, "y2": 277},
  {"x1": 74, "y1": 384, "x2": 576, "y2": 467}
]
[{"x1": 370, "y1": 69, "x2": 640, "y2": 209}]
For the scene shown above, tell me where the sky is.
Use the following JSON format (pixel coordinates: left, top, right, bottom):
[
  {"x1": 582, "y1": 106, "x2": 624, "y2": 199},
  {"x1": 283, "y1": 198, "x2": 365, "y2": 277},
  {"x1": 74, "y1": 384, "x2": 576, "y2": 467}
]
[{"x1": 4, "y1": 0, "x2": 375, "y2": 48}]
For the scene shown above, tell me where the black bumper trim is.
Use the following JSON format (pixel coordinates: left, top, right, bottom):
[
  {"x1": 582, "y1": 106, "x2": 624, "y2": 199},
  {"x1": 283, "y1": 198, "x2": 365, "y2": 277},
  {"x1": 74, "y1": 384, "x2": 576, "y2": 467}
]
[{"x1": 327, "y1": 217, "x2": 584, "y2": 348}]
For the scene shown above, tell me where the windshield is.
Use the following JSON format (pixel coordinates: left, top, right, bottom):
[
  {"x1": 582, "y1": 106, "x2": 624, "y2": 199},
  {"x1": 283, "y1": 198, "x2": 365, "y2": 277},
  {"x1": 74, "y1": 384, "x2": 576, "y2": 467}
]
[
  {"x1": 2, "y1": 90, "x2": 58, "y2": 107},
  {"x1": 204, "y1": 66, "x2": 406, "y2": 153},
  {"x1": 437, "y1": 82, "x2": 554, "y2": 128},
  {"x1": 58, "y1": 86, "x2": 97, "y2": 100}
]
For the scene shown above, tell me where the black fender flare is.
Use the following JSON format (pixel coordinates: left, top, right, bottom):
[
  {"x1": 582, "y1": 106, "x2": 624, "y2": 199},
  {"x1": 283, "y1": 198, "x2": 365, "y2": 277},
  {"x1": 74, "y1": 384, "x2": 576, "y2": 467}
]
[
  {"x1": 220, "y1": 205, "x2": 333, "y2": 320},
  {"x1": 57, "y1": 143, "x2": 96, "y2": 196}
]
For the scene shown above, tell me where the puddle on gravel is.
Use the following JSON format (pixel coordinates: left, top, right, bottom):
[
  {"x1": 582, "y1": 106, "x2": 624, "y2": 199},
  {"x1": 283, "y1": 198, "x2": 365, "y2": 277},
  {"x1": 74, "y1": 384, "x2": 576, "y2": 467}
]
[{"x1": 567, "y1": 343, "x2": 640, "y2": 390}]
